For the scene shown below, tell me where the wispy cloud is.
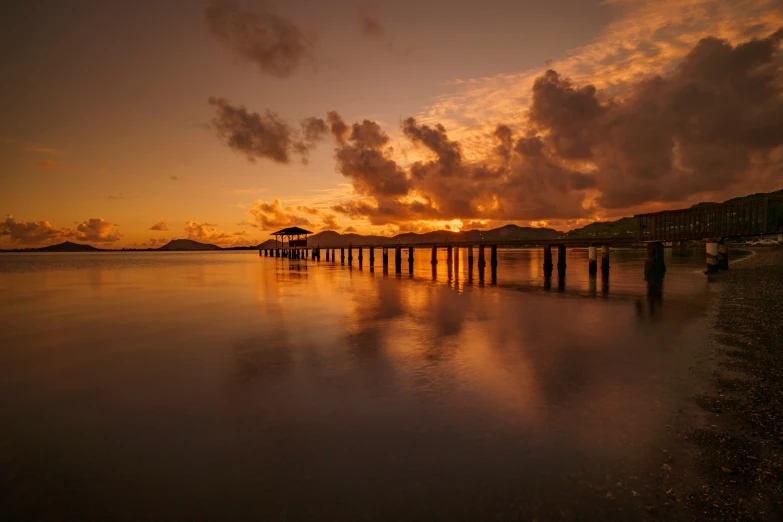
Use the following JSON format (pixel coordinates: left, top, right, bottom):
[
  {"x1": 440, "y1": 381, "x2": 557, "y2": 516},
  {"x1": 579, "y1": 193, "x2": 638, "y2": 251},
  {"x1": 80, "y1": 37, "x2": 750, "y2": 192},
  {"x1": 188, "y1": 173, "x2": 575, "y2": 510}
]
[
  {"x1": 36, "y1": 159, "x2": 66, "y2": 171},
  {"x1": 4, "y1": 138, "x2": 59, "y2": 155}
]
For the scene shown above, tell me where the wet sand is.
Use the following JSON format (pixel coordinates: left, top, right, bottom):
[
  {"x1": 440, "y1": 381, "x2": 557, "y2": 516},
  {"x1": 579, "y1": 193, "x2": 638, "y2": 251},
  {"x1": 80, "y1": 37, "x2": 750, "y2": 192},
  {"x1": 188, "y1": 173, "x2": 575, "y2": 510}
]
[{"x1": 683, "y1": 248, "x2": 783, "y2": 520}]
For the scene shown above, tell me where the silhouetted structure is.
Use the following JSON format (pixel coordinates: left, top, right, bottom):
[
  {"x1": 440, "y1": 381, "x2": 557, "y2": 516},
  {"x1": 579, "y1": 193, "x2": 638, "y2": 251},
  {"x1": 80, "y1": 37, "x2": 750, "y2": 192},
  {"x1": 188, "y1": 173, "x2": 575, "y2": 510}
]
[{"x1": 270, "y1": 226, "x2": 313, "y2": 260}]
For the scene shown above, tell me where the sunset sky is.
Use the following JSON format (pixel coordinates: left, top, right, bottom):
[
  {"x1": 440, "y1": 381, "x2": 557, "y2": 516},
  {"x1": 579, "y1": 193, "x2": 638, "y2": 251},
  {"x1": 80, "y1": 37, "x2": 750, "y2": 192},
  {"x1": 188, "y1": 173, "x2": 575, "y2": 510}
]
[{"x1": 2, "y1": 0, "x2": 782, "y2": 248}]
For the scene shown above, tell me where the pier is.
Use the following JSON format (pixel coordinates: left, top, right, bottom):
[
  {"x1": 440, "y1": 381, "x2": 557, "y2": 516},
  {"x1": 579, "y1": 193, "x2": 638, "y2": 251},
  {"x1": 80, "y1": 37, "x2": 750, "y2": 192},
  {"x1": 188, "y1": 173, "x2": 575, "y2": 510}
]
[{"x1": 260, "y1": 196, "x2": 783, "y2": 281}]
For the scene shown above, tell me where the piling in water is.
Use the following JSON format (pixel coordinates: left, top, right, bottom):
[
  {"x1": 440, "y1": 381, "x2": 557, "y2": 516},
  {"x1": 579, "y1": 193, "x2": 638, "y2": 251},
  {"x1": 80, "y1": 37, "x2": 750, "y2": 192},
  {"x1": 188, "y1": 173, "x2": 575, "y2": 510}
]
[
  {"x1": 588, "y1": 246, "x2": 598, "y2": 276},
  {"x1": 478, "y1": 244, "x2": 486, "y2": 283},
  {"x1": 705, "y1": 242, "x2": 719, "y2": 274},
  {"x1": 645, "y1": 242, "x2": 667, "y2": 279},
  {"x1": 490, "y1": 245, "x2": 498, "y2": 284},
  {"x1": 601, "y1": 245, "x2": 610, "y2": 276},
  {"x1": 543, "y1": 245, "x2": 553, "y2": 278},
  {"x1": 557, "y1": 245, "x2": 566, "y2": 279},
  {"x1": 718, "y1": 241, "x2": 729, "y2": 270}
]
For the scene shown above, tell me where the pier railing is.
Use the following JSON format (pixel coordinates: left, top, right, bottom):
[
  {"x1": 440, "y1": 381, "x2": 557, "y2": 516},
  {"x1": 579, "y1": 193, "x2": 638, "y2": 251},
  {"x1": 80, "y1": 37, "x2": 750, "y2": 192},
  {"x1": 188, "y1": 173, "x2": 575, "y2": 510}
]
[{"x1": 635, "y1": 196, "x2": 783, "y2": 242}]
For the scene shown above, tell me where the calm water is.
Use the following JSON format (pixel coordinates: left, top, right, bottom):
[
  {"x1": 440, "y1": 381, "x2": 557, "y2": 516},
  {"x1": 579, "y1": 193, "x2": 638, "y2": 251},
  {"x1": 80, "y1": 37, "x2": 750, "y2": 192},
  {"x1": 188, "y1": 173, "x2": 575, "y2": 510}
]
[{"x1": 0, "y1": 249, "x2": 716, "y2": 520}]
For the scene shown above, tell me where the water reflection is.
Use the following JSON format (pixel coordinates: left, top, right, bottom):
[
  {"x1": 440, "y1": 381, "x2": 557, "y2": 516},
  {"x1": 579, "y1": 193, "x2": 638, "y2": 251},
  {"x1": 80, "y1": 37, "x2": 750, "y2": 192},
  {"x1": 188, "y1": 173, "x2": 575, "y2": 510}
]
[{"x1": 0, "y1": 251, "x2": 713, "y2": 520}]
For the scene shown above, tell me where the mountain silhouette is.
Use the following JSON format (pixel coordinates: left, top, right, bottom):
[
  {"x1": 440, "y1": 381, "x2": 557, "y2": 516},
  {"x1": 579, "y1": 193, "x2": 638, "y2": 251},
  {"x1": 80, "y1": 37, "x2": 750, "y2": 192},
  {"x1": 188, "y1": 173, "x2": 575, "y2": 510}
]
[{"x1": 157, "y1": 239, "x2": 222, "y2": 251}]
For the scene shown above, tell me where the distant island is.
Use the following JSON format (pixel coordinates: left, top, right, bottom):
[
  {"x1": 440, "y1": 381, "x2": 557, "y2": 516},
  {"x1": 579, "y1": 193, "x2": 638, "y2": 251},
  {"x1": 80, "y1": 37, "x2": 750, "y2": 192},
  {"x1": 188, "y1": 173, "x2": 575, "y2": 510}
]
[{"x1": 2, "y1": 188, "x2": 780, "y2": 252}]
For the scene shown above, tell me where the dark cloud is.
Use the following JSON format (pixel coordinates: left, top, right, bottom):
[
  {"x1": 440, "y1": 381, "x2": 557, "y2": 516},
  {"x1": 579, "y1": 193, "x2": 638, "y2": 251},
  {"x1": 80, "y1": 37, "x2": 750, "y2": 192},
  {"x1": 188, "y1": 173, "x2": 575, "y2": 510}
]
[
  {"x1": 358, "y1": 8, "x2": 385, "y2": 39},
  {"x1": 528, "y1": 70, "x2": 604, "y2": 160},
  {"x1": 327, "y1": 111, "x2": 349, "y2": 144},
  {"x1": 169, "y1": 176, "x2": 179, "y2": 181},
  {"x1": 529, "y1": 29, "x2": 783, "y2": 209},
  {"x1": 322, "y1": 113, "x2": 593, "y2": 225},
  {"x1": 403, "y1": 118, "x2": 463, "y2": 176},
  {"x1": 209, "y1": 97, "x2": 326, "y2": 164},
  {"x1": 211, "y1": 30, "x2": 783, "y2": 228},
  {"x1": 332, "y1": 116, "x2": 411, "y2": 198},
  {"x1": 205, "y1": 0, "x2": 314, "y2": 78}
]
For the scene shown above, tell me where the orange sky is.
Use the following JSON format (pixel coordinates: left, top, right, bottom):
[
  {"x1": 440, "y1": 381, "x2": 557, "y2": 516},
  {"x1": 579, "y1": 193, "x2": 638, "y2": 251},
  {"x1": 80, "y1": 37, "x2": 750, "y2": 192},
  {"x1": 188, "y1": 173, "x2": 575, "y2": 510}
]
[{"x1": 2, "y1": 0, "x2": 782, "y2": 248}]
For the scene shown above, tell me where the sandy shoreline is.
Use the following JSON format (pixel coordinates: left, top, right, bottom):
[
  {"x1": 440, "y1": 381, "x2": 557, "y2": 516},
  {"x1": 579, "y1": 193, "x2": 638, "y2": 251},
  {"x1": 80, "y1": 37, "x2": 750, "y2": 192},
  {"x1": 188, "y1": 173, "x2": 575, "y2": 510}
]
[{"x1": 684, "y1": 248, "x2": 783, "y2": 520}]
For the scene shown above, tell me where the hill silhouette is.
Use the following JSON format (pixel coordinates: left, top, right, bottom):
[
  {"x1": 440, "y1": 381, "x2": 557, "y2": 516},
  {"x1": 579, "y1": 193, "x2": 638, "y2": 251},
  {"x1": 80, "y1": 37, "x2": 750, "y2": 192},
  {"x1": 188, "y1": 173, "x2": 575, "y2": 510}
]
[
  {"x1": 157, "y1": 239, "x2": 222, "y2": 251},
  {"x1": 305, "y1": 224, "x2": 560, "y2": 247},
  {"x1": 20, "y1": 241, "x2": 104, "y2": 252}
]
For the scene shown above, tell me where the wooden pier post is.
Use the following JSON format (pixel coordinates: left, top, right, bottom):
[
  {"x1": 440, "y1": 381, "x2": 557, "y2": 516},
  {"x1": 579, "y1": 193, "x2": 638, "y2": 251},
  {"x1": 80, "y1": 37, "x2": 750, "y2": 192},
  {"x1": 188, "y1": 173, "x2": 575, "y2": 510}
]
[
  {"x1": 340, "y1": 248, "x2": 345, "y2": 264},
  {"x1": 383, "y1": 248, "x2": 389, "y2": 270},
  {"x1": 431, "y1": 245, "x2": 438, "y2": 265},
  {"x1": 369, "y1": 247, "x2": 375, "y2": 267},
  {"x1": 332, "y1": 248, "x2": 336, "y2": 262},
  {"x1": 454, "y1": 247, "x2": 459, "y2": 273},
  {"x1": 468, "y1": 245, "x2": 474, "y2": 280},
  {"x1": 588, "y1": 246, "x2": 598, "y2": 276},
  {"x1": 601, "y1": 245, "x2": 610, "y2": 276},
  {"x1": 408, "y1": 247, "x2": 414, "y2": 275},
  {"x1": 395, "y1": 247, "x2": 402, "y2": 274},
  {"x1": 447, "y1": 246, "x2": 453, "y2": 267},
  {"x1": 326, "y1": 249, "x2": 330, "y2": 261},
  {"x1": 478, "y1": 244, "x2": 486, "y2": 283},
  {"x1": 557, "y1": 245, "x2": 566, "y2": 279},
  {"x1": 358, "y1": 247, "x2": 364, "y2": 266},
  {"x1": 717, "y1": 241, "x2": 729, "y2": 270},
  {"x1": 705, "y1": 241, "x2": 719, "y2": 274},
  {"x1": 644, "y1": 242, "x2": 666, "y2": 279},
  {"x1": 348, "y1": 245, "x2": 353, "y2": 266},
  {"x1": 543, "y1": 245, "x2": 553, "y2": 277},
  {"x1": 490, "y1": 245, "x2": 498, "y2": 284},
  {"x1": 275, "y1": 249, "x2": 280, "y2": 257}
]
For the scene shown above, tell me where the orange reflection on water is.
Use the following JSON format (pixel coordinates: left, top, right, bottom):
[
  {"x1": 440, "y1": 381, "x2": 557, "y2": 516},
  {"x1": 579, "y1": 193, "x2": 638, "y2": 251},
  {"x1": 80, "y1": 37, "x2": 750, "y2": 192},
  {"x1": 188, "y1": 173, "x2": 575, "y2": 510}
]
[{"x1": 0, "y1": 250, "x2": 714, "y2": 520}]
